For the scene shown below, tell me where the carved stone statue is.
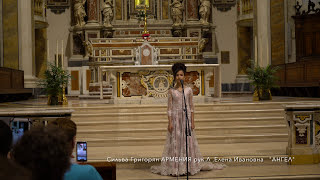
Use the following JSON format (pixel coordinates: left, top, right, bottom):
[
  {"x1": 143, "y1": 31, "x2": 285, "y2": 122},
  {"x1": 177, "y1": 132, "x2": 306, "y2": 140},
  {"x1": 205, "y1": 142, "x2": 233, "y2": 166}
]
[
  {"x1": 84, "y1": 41, "x2": 93, "y2": 56},
  {"x1": 74, "y1": 0, "x2": 86, "y2": 27},
  {"x1": 199, "y1": 38, "x2": 208, "y2": 52},
  {"x1": 170, "y1": 0, "x2": 184, "y2": 26},
  {"x1": 102, "y1": 0, "x2": 113, "y2": 26},
  {"x1": 199, "y1": 0, "x2": 211, "y2": 24}
]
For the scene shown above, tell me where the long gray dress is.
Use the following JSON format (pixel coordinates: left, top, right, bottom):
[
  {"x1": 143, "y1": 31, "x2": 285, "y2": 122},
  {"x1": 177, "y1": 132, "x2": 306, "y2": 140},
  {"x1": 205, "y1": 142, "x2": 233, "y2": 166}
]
[{"x1": 150, "y1": 87, "x2": 225, "y2": 176}]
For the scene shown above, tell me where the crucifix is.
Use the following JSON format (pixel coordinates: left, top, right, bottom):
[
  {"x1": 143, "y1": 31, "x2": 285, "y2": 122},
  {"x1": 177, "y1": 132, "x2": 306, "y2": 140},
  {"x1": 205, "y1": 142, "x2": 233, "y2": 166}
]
[{"x1": 142, "y1": 4, "x2": 149, "y2": 34}]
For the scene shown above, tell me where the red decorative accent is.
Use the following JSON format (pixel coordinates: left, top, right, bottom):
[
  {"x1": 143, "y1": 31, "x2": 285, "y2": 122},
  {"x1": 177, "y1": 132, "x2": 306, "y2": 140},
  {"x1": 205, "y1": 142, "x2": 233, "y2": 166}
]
[{"x1": 142, "y1": 33, "x2": 150, "y2": 40}]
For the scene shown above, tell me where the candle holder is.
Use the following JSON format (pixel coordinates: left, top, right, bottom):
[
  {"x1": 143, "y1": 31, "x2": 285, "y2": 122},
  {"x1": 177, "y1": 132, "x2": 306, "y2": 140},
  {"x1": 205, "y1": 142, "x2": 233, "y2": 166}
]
[{"x1": 62, "y1": 86, "x2": 68, "y2": 105}]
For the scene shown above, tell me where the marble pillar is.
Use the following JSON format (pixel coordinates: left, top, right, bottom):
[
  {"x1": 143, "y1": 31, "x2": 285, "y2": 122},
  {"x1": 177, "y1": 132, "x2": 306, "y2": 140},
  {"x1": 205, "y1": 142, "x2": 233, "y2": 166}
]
[
  {"x1": 87, "y1": 0, "x2": 98, "y2": 24},
  {"x1": 256, "y1": 0, "x2": 271, "y2": 67},
  {"x1": 20, "y1": 0, "x2": 37, "y2": 88},
  {"x1": 186, "y1": 0, "x2": 199, "y2": 21}
]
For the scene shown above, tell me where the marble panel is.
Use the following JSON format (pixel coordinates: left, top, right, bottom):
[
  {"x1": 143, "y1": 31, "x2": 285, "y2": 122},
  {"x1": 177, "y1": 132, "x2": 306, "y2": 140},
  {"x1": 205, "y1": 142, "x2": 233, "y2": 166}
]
[
  {"x1": 95, "y1": 50, "x2": 100, "y2": 56},
  {"x1": 162, "y1": 0, "x2": 169, "y2": 19},
  {"x1": 121, "y1": 70, "x2": 200, "y2": 97},
  {"x1": 187, "y1": 0, "x2": 199, "y2": 20},
  {"x1": 190, "y1": 32, "x2": 199, "y2": 37},
  {"x1": 160, "y1": 49, "x2": 179, "y2": 54},
  {"x1": 141, "y1": 45, "x2": 152, "y2": 65},
  {"x1": 116, "y1": 0, "x2": 122, "y2": 20},
  {"x1": 86, "y1": 69, "x2": 91, "y2": 90},
  {"x1": 296, "y1": 127, "x2": 308, "y2": 144},
  {"x1": 88, "y1": 33, "x2": 98, "y2": 38},
  {"x1": 71, "y1": 70, "x2": 79, "y2": 91},
  {"x1": 121, "y1": 72, "x2": 147, "y2": 97},
  {"x1": 87, "y1": 0, "x2": 98, "y2": 21},
  {"x1": 130, "y1": 31, "x2": 141, "y2": 35},
  {"x1": 112, "y1": 50, "x2": 131, "y2": 56},
  {"x1": 185, "y1": 71, "x2": 200, "y2": 95}
]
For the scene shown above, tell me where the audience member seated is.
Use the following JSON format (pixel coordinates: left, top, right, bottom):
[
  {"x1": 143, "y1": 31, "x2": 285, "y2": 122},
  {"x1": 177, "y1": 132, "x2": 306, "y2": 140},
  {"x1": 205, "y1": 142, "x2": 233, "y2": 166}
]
[
  {"x1": 11, "y1": 126, "x2": 71, "y2": 180},
  {"x1": 49, "y1": 119, "x2": 103, "y2": 180},
  {"x1": 0, "y1": 120, "x2": 12, "y2": 158}
]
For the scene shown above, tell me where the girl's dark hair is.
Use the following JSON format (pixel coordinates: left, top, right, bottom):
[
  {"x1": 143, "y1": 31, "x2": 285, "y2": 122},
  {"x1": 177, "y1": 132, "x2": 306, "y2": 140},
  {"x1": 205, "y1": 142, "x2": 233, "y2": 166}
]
[
  {"x1": 171, "y1": 63, "x2": 187, "y2": 87},
  {"x1": 172, "y1": 63, "x2": 186, "y2": 76}
]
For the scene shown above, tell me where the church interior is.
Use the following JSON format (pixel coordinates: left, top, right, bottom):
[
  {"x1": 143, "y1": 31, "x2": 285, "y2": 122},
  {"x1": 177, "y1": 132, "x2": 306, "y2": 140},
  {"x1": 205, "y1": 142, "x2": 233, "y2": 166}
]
[{"x1": 0, "y1": 0, "x2": 320, "y2": 179}]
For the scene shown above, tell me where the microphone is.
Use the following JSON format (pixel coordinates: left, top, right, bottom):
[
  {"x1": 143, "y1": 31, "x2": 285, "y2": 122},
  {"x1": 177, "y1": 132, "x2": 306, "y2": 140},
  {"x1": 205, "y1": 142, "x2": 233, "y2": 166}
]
[{"x1": 180, "y1": 79, "x2": 184, "y2": 88}]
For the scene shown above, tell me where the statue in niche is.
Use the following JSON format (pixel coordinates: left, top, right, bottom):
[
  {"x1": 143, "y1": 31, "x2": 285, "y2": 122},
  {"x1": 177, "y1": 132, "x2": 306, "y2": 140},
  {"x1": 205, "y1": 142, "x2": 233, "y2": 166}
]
[
  {"x1": 199, "y1": 0, "x2": 211, "y2": 24},
  {"x1": 170, "y1": 0, "x2": 184, "y2": 26},
  {"x1": 74, "y1": 0, "x2": 86, "y2": 27},
  {"x1": 102, "y1": 0, "x2": 113, "y2": 26}
]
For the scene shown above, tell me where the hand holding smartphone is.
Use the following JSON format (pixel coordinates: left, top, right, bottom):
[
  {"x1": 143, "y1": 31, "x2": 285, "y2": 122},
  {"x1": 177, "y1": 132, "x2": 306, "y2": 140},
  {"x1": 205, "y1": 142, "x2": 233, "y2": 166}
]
[{"x1": 76, "y1": 141, "x2": 87, "y2": 162}]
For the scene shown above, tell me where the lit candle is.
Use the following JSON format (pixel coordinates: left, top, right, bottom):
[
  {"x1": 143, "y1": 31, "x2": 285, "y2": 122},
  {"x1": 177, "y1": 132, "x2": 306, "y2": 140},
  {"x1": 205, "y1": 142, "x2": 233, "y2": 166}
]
[
  {"x1": 56, "y1": 40, "x2": 58, "y2": 66},
  {"x1": 61, "y1": 40, "x2": 64, "y2": 69},
  {"x1": 47, "y1": 39, "x2": 49, "y2": 63}
]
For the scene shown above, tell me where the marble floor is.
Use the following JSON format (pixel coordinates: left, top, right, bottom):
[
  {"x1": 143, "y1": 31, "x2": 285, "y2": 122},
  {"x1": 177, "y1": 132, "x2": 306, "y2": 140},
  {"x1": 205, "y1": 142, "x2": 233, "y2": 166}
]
[{"x1": 1, "y1": 96, "x2": 320, "y2": 180}]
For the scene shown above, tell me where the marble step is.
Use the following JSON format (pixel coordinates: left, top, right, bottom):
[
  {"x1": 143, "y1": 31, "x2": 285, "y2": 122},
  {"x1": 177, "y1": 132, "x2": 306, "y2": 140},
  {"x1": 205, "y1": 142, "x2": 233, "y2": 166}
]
[
  {"x1": 78, "y1": 95, "x2": 112, "y2": 99},
  {"x1": 83, "y1": 142, "x2": 288, "y2": 161},
  {"x1": 71, "y1": 103, "x2": 289, "y2": 114},
  {"x1": 72, "y1": 109, "x2": 284, "y2": 121},
  {"x1": 76, "y1": 125, "x2": 288, "y2": 138},
  {"x1": 77, "y1": 133, "x2": 288, "y2": 147},
  {"x1": 89, "y1": 92, "x2": 112, "y2": 95},
  {"x1": 75, "y1": 117, "x2": 286, "y2": 130}
]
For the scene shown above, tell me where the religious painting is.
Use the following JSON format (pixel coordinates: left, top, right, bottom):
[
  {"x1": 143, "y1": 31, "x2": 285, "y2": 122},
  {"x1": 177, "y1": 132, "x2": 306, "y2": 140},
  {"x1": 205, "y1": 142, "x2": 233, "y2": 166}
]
[
  {"x1": 47, "y1": 0, "x2": 70, "y2": 14},
  {"x1": 135, "y1": 0, "x2": 150, "y2": 9}
]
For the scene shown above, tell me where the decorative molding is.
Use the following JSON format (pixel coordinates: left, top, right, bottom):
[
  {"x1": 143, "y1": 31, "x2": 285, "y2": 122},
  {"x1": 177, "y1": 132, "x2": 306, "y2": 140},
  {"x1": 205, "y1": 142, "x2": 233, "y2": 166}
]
[
  {"x1": 46, "y1": 0, "x2": 70, "y2": 14},
  {"x1": 212, "y1": 0, "x2": 236, "y2": 12},
  {"x1": 295, "y1": 123, "x2": 309, "y2": 137}
]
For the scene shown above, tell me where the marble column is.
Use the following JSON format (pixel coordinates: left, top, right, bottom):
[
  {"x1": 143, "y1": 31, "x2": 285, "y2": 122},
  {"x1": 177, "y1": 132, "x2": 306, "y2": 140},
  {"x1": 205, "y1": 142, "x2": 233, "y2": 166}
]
[
  {"x1": 256, "y1": 0, "x2": 271, "y2": 67},
  {"x1": 186, "y1": 0, "x2": 199, "y2": 21},
  {"x1": 87, "y1": 0, "x2": 99, "y2": 24},
  {"x1": 20, "y1": 0, "x2": 37, "y2": 88}
]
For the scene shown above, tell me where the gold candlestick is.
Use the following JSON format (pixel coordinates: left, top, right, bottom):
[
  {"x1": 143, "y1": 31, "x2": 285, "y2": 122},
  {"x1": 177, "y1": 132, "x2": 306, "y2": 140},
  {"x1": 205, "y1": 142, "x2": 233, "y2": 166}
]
[{"x1": 62, "y1": 86, "x2": 68, "y2": 105}]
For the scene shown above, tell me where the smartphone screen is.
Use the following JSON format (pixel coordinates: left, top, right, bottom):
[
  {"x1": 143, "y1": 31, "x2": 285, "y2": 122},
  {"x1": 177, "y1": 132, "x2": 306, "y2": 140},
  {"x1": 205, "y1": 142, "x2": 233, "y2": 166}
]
[
  {"x1": 76, "y1": 141, "x2": 87, "y2": 161},
  {"x1": 11, "y1": 120, "x2": 29, "y2": 146}
]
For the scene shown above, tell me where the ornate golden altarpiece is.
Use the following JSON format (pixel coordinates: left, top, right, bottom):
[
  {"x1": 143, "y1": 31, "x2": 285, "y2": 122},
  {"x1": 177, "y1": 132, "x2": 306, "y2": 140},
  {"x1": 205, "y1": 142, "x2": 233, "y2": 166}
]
[{"x1": 67, "y1": 0, "x2": 219, "y2": 103}]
